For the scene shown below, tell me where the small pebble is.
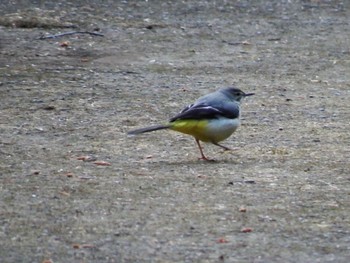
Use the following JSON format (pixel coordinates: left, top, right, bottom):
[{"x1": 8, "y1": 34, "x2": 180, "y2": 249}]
[
  {"x1": 244, "y1": 180, "x2": 256, "y2": 184},
  {"x1": 241, "y1": 227, "x2": 253, "y2": 233}
]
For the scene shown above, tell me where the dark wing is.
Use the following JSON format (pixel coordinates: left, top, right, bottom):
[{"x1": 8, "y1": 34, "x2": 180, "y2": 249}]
[{"x1": 170, "y1": 102, "x2": 239, "y2": 122}]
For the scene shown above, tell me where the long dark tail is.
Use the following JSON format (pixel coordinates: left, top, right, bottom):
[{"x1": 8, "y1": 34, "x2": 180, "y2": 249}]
[{"x1": 127, "y1": 124, "x2": 171, "y2": 135}]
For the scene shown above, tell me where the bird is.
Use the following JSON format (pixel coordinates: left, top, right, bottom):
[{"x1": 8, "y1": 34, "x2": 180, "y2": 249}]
[{"x1": 128, "y1": 87, "x2": 254, "y2": 161}]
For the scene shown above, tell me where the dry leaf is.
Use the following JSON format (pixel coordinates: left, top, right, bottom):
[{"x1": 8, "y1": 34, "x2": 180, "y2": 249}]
[{"x1": 93, "y1": 161, "x2": 111, "y2": 166}]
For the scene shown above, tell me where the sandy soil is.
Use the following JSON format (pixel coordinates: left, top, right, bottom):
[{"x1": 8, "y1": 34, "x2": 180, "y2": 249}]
[{"x1": 1, "y1": 0, "x2": 350, "y2": 262}]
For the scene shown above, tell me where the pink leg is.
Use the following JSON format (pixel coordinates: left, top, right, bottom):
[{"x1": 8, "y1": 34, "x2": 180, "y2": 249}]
[
  {"x1": 195, "y1": 138, "x2": 213, "y2": 161},
  {"x1": 213, "y1": 142, "x2": 231, "y2": 151}
]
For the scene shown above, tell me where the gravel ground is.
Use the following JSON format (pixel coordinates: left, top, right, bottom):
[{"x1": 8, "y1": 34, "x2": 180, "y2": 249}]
[{"x1": 1, "y1": 1, "x2": 350, "y2": 262}]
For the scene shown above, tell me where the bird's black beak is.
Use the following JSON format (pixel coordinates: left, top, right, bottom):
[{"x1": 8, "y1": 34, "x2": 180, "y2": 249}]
[{"x1": 244, "y1": 92, "x2": 255, "y2": 97}]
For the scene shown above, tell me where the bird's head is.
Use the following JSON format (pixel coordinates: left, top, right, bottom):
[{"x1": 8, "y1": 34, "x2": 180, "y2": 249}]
[{"x1": 222, "y1": 87, "x2": 254, "y2": 102}]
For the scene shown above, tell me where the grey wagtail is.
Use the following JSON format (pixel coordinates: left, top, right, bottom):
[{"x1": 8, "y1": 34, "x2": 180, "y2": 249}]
[{"x1": 128, "y1": 87, "x2": 254, "y2": 161}]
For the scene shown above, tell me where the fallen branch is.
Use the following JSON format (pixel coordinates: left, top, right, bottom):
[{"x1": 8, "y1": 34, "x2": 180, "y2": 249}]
[{"x1": 38, "y1": 31, "x2": 104, "y2": 40}]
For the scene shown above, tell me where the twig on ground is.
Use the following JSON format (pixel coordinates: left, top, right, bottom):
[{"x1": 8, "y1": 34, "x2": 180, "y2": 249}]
[{"x1": 38, "y1": 31, "x2": 104, "y2": 40}]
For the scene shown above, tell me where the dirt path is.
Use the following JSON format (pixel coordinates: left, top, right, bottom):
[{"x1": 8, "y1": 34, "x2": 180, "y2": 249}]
[{"x1": 1, "y1": 1, "x2": 350, "y2": 262}]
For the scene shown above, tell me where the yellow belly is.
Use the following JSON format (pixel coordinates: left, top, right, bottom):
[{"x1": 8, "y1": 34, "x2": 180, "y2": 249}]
[{"x1": 169, "y1": 118, "x2": 239, "y2": 143}]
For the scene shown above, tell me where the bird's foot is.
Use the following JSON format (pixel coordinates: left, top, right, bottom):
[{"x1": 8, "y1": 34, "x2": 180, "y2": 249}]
[
  {"x1": 198, "y1": 156, "x2": 217, "y2": 162},
  {"x1": 222, "y1": 147, "x2": 232, "y2": 152}
]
